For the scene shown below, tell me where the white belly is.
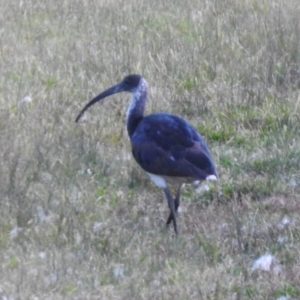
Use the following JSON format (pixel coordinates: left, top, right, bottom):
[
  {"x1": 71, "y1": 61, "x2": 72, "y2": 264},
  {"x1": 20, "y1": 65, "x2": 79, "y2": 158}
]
[{"x1": 146, "y1": 172, "x2": 217, "y2": 189}]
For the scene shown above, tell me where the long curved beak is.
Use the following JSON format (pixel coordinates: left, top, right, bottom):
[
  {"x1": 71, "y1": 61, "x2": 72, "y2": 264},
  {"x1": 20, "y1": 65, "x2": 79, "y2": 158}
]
[{"x1": 75, "y1": 83, "x2": 122, "y2": 122}]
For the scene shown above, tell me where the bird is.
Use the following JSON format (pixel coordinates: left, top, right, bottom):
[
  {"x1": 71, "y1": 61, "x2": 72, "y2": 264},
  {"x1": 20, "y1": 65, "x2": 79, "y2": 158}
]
[{"x1": 75, "y1": 74, "x2": 217, "y2": 234}]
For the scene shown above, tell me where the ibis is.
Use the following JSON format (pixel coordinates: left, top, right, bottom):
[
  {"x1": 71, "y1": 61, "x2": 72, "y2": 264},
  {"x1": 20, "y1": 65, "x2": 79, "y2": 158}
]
[{"x1": 75, "y1": 74, "x2": 217, "y2": 234}]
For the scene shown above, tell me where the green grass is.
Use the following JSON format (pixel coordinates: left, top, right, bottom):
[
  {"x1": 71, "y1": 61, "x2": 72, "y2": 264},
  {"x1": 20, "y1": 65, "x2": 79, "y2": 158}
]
[{"x1": 1, "y1": 0, "x2": 300, "y2": 299}]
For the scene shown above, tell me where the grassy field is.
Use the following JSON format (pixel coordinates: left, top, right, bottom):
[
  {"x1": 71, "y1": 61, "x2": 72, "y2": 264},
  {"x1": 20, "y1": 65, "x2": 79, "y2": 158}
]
[{"x1": 1, "y1": 0, "x2": 300, "y2": 299}]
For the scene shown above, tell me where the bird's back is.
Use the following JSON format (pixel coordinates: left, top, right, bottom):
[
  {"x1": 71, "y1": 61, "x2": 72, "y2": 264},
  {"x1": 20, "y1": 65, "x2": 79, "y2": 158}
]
[{"x1": 130, "y1": 113, "x2": 217, "y2": 181}]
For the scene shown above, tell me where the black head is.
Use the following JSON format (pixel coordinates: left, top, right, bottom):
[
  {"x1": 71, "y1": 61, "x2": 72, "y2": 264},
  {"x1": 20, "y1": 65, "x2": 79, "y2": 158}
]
[
  {"x1": 75, "y1": 74, "x2": 143, "y2": 122},
  {"x1": 121, "y1": 74, "x2": 142, "y2": 92}
]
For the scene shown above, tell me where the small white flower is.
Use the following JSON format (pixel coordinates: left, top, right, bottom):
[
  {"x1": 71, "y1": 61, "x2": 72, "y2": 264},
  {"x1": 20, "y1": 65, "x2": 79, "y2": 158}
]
[
  {"x1": 277, "y1": 296, "x2": 289, "y2": 300},
  {"x1": 195, "y1": 184, "x2": 210, "y2": 194},
  {"x1": 20, "y1": 96, "x2": 32, "y2": 103},
  {"x1": 277, "y1": 216, "x2": 292, "y2": 230},
  {"x1": 289, "y1": 178, "x2": 297, "y2": 187},
  {"x1": 277, "y1": 235, "x2": 288, "y2": 244},
  {"x1": 252, "y1": 253, "x2": 282, "y2": 275},
  {"x1": 9, "y1": 227, "x2": 22, "y2": 240},
  {"x1": 39, "y1": 252, "x2": 46, "y2": 259},
  {"x1": 113, "y1": 266, "x2": 124, "y2": 278},
  {"x1": 93, "y1": 222, "x2": 102, "y2": 232}
]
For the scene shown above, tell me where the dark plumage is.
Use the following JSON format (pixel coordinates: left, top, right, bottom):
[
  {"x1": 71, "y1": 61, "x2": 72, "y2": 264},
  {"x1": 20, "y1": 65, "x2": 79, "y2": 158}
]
[{"x1": 76, "y1": 74, "x2": 217, "y2": 234}]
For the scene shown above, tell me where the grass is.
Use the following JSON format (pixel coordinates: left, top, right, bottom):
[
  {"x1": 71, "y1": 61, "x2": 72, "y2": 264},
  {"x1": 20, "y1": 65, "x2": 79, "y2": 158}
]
[{"x1": 1, "y1": 0, "x2": 300, "y2": 298}]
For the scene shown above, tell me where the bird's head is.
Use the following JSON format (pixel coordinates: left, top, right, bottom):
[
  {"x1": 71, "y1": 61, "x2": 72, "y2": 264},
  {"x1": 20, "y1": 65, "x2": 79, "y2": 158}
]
[
  {"x1": 75, "y1": 74, "x2": 143, "y2": 122},
  {"x1": 119, "y1": 74, "x2": 142, "y2": 92}
]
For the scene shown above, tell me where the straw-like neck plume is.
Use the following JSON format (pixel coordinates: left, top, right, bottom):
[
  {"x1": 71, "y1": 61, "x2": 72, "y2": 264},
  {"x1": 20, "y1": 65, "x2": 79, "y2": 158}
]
[{"x1": 126, "y1": 77, "x2": 148, "y2": 137}]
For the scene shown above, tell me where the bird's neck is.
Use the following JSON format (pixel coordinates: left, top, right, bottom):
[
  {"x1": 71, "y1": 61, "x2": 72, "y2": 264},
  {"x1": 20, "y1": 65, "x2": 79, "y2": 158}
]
[{"x1": 126, "y1": 79, "x2": 147, "y2": 137}]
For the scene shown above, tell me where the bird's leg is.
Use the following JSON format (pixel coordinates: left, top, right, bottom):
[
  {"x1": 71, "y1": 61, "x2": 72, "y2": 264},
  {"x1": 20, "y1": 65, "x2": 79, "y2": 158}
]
[
  {"x1": 166, "y1": 185, "x2": 181, "y2": 226},
  {"x1": 164, "y1": 186, "x2": 180, "y2": 234}
]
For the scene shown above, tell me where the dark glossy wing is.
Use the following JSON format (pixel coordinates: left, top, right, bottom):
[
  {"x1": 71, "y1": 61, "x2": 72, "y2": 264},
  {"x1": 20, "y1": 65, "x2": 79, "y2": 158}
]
[{"x1": 130, "y1": 113, "x2": 217, "y2": 180}]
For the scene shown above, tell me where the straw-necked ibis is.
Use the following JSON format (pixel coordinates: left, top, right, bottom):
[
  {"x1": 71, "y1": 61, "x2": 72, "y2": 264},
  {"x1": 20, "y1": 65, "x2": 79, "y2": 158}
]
[{"x1": 76, "y1": 74, "x2": 217, "y2": 234}]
